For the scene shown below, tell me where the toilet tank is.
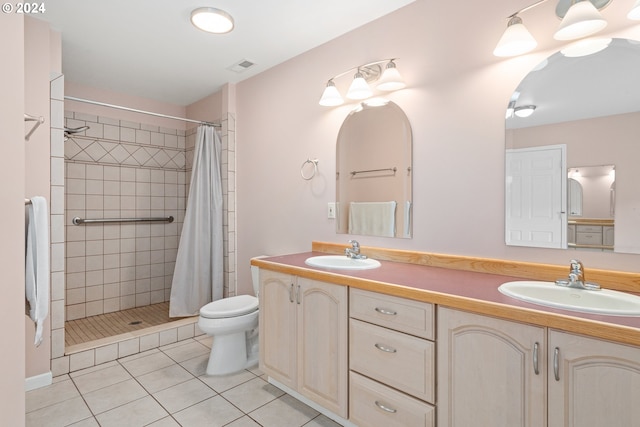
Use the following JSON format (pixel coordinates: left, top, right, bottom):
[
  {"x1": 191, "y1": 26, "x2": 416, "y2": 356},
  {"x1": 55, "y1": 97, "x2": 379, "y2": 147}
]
[{"x1": 250, "y1": 256, "x2": 268, "y2": 298}]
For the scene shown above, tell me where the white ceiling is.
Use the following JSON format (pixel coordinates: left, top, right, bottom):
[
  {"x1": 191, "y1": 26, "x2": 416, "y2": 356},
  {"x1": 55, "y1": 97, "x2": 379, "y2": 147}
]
[{"x1": 36, "y1": 0, "x2": 416, "y2": 106}]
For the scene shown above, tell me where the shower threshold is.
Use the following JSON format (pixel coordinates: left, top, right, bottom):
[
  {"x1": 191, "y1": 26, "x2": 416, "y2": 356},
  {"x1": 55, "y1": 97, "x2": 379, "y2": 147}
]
[{"x1": 64, "y1": 302, "x2": 198, "y2": 356}]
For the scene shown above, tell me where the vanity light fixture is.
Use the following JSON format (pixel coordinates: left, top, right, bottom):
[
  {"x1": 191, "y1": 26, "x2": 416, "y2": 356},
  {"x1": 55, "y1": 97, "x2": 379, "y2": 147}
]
[
  {"x1": 494, "y1": 15, "x2": 538, "y2": 57},
  {"x1": 561, "y1": 37, "x2": 611, "y2": 56},
  {"x1": 319, "y1": 59, "x2": 405, "y2": 107},
  {"x1": 514, "y1": 105, "x2": 537, "y2": 117},
  {"x1": 493, "y1": 0, "x2": 640, "y2": 57},
  {"x1": 554, "y1": 0, "x2": 607, "y2": 40},
  {"x1": 629, "y1": 0, "x2": 640, "y2": 19},
  {"x1": 191, "y1": 7, "x2": 234, "y2": 34}
]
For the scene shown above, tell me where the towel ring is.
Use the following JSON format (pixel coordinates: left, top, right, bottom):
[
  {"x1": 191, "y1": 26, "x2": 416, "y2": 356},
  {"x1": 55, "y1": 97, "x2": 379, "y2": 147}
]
[{"x1": 301, "y1": 158, "x2": 319, "y2": 180}]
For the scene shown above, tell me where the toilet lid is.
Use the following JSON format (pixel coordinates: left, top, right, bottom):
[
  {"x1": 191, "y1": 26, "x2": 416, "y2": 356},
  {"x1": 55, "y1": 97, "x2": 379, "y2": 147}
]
[{"x1": 200, "y1": 295, "x2": 259, "y2": 319}]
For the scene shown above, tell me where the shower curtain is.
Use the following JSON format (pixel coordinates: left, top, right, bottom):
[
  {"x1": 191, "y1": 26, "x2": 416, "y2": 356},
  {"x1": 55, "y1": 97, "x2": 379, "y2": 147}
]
[{"x1": 169, "y1": 125, "x2": 223, "y2": 317}]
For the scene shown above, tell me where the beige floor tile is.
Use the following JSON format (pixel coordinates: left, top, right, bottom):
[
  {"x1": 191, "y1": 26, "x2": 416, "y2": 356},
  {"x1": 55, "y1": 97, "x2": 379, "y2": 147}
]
[
  {"x1": 26, "y1": 378, "x2": 80, "y2": 413},
  {"x1": 71, "y1": 363, "x2": 132, "y2": 395},
  {"x1": 179, "y1": 353, "x2": 209, "y2": 376},
  {"x1": 146, "y1": 416, "x2": 181, "y2": 426},
  {"x1": 68, "y1": 416, "x2": 100, "y2": 426},
  {"x1": 303, "y1": 414, "x2": 344, "y2": 427},
  {"x1": 221, "y1": 377, "x2": 285, "y2": 413},
  {"x1": 136, "y1": 363, "x2": 194, "y2": 393},
  {"x1": 95, "y1": 396, "x2": 168, "y2": 427},
  {"x1": 153, "y1": 378, "x2": 216, "y2": 413},
  {"x1": 82, "y1": 378, "x2": 148, "y2": 414},
  {"x1": 249, "y1": 394, "x2": 320, "y2": 427},
  {"x1": 161, "y1": 339, "x2": 210, "y2": 363},
  {"x1": 120, "y1": 349, "x2": 176, "y2": 377},
  {"x1": 26, "y1": 396, "x2": 93, "y2": 427},
  {"x1": 172, "y1": 395, "x2": 244, "y2": 427},
  {"x1": 226, "y1": 416, "x2": 263, "y2": 427},
  {"x1": 198, "y1": 369, "x2": 257, "y2": 393}
]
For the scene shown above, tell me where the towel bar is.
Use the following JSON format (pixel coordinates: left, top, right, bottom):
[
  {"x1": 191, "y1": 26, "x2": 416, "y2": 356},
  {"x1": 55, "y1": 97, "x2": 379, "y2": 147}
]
[{"x1": 72, "y1": 216, "x2": 174, "y2": 225}]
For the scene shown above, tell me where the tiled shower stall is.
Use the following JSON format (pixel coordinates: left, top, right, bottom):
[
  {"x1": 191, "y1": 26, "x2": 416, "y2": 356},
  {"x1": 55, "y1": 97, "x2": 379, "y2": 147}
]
[{"x1": 49, "y1": 82, "x2": 237, "y2": 375}]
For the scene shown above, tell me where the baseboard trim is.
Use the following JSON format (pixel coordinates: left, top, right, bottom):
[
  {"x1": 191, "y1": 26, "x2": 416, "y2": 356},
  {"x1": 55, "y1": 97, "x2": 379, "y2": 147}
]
[{"x1": 25, "y1": 371, "x2": 53, "y2": 391}]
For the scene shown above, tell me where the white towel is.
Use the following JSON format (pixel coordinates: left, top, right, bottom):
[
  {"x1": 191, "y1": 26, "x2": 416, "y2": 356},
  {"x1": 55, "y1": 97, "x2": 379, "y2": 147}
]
[
  {"x1": 349, "y1": 201, "x2": 397, "y2": 237},
  {"x1": 25, "y1": 196, "x2": 49, "y2": 347}
]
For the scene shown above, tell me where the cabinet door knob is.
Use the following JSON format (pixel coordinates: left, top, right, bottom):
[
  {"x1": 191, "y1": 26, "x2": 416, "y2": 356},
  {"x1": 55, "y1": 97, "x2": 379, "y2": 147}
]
[
  {"x1": 374, "y1": 307, "x2": 397, "y2": 316},
  {"x1": 375, "y1": 400, "x2": 397, "y2": 413},
  {"x1": 374, "y1": 343, "x2": 397, "y2": 353}
]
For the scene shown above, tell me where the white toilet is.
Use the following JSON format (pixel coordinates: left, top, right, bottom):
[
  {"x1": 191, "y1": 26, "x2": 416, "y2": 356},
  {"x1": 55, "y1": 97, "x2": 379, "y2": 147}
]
[{"x1": 197, "y1": 263, "x2": 261, "y2": 376}]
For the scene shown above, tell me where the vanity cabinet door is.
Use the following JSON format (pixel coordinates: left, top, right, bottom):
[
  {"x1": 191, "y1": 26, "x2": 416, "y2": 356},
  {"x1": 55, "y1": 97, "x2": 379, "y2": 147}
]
[
  {"x1": 259, "y1": 269, "x2": 297, "y2": 390},
  {"x1": 437, "y1": 307, "x2": 546, "y2": 427},
  {"x1": 297, "y1": 277, "x2": 348, "y2": 417},
  {"x1": 548, "y1": 330, "x2": 640, "y2": 427}
]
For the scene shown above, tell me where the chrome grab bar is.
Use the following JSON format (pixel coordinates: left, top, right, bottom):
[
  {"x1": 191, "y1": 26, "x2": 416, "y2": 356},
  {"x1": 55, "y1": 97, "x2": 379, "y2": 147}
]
[
  {"x1": 72, "y1": 216, "x2": 174, "y2": 225},
  {"x1": 351, "y1": 167, "x2": 397, "y2": 177}
]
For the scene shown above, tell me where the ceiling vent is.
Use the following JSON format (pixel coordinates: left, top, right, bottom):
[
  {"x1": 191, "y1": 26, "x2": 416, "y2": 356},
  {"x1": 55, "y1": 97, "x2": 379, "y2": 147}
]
[{"x1": 227, "y1": 59, "x2": 255, "y2": 73}]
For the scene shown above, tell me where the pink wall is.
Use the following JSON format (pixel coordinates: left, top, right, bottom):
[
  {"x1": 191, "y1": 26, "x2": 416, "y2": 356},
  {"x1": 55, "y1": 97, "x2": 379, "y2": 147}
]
[
  {"x1": 24, "y1": 16, "x2": 55, "y2": 381},
  {"x1": 0, "y1": 13, "x2": 26, "y2": 426},
  {"x1": 235, "y1": 0, "x2": 640, "y2": 294}
]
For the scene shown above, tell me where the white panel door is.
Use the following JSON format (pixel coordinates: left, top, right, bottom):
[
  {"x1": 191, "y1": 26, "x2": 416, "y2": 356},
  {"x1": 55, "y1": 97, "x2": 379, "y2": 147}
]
[{"x1": 506, "y1": 144, "x2": 566, "y2": 248}]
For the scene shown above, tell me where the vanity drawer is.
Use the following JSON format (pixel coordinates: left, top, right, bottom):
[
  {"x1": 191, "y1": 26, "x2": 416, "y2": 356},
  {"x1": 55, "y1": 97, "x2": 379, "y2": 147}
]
[
  {"x1": 350, "y1": 318, "x2": 435, "y2": 402},
  {"x1": 576, "y1": 231, "x2": 602, "y2": 245},
  {"x1": 576, "y1": 225, "x2": 602, "y2": 233},
  {"x1": 350, "y1": 371, "x2": 435, "y2": 427},
  {"x1": 350, "y1": 288, "x2": 434, "y2": 339}
]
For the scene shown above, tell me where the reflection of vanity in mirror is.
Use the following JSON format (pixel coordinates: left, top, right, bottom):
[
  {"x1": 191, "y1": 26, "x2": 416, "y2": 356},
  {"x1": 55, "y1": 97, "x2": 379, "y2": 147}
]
[
  {"x1": 336, "y1": 101, "x2": 412, "y2": 238},
  {"x1": 505, "y1": 38, "x2": 640, "y2": 254}
]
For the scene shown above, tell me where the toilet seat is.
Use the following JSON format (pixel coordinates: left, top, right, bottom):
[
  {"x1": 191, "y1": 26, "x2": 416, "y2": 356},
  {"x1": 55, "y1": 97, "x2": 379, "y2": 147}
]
[{"x1": 200, "y1": 295, "x2": 259, "y2": 319}]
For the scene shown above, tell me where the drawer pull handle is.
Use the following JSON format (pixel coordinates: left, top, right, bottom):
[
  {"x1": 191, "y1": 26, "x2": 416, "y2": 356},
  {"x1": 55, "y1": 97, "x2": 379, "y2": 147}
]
[
  {"x1": 374, "y1": 307, "x2": 397, "y2": 316},
  {"x1": 289, "y1": 284, "x2": 294, "y2": 303},
  {"x1": 374, "y1": 343, "x2": 397, "y2": 353},
  {"x1": 375, "y1": 401, "x2": 397, "y2": 413},
  {"x1": 553, "y1": 347, "x2": 560, "y2": 381},
  {"x1": 533, "y1": 342, "x2": 539, "y2": 375}
]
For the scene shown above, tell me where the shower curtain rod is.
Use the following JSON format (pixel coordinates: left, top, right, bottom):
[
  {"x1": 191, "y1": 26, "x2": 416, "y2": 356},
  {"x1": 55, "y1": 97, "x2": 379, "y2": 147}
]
[{"x1": 64, "y1": 96, "x2": 221, "y2": 128}]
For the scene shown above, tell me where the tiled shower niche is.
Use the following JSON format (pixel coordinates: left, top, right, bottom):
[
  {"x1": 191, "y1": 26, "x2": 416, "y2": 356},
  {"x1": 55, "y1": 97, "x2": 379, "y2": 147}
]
[{"x1": 64, "y1": 112, "x2": 190, "y2": 321}]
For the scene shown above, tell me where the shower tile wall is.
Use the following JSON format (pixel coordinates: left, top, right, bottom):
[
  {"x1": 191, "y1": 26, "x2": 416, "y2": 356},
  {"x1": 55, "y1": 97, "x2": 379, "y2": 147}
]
[{"x1": 64, "y1": 112, "x2": 187, "y2": 320}]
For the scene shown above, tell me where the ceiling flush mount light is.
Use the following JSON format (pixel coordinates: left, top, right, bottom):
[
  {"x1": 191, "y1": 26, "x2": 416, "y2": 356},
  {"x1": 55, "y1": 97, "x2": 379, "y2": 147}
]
[
  {"x1": 494, "y1": 16, "x2": 538, "y2": 57},
  {"x1": 514, "y1": 105, "x2": 537, "y2": 118},
  {"x1": 191, "y1": 7, "x2": 234, "y2": 34},
  {"x1": 319, "y1": 59, "x2": 405, "y2": 107},
  {"x1": 554, "y1": 0, "x2": 607, "y2": 40}
]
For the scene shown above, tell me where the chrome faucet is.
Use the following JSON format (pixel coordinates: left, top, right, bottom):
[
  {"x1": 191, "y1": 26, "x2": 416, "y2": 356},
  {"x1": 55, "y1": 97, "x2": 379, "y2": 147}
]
[
  {"x1": 555, "y1": 259, "x2": 601, "y2": 290},
  {"x1": 345, "y1": 240, "x2": 367, "y2": 259}
]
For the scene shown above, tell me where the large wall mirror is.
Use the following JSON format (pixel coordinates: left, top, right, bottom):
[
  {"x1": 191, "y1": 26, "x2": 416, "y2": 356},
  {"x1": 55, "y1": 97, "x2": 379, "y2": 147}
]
[
  {"x1": 505, "y1": 38, "x2": 640, "y2": 254},
  {"x1": 336, "y1": 101, "x2": 412, "y2": 238}
]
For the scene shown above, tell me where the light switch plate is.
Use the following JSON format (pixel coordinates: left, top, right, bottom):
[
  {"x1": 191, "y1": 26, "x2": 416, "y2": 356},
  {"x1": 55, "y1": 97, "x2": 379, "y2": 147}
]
[{"x1": 327, "y1": 202, "x2": 336, "y2": 219}]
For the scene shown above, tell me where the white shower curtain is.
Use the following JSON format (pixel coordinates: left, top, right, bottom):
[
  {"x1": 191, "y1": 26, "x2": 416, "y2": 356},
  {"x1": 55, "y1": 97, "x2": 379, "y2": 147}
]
[{"x1": 169, "y1": 125, "x2": 223, "y2": 317}]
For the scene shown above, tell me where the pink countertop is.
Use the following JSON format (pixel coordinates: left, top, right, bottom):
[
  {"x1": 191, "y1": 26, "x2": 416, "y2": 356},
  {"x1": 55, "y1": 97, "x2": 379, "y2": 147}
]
[{"x1": 254, "y1": 252, "x2": 640, "y2": 345}]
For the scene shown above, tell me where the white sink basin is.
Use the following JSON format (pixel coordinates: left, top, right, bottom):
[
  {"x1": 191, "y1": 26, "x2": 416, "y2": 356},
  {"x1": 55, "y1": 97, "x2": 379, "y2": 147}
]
[
  {"x1": 499, "y1": 281, "x2": 640, "y2": 316},
  {"x1": 305, "y1": 255, "x2": 381, "y2": 270}
]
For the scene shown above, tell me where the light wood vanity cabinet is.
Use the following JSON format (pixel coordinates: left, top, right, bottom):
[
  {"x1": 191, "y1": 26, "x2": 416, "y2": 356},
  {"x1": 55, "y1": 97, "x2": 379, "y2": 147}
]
[
  {"x1": 438, "y1": 307, "x2": 640, "y2": 427},
  {"x1": 349, "y1": 288, "x2": 436, "y2": 427},
  {"x1": 258, "y1": 269, "x2": 348, "y2": 418}
]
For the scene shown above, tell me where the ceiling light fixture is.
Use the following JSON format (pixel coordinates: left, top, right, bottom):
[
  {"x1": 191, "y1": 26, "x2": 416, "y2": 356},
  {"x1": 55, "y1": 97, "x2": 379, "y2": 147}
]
[
  {"x1": 493, "y1": 0, "x2": 638, "y2": 57},
  {"x1": 514, "y1": 105, "x2": 537, "y2": 117},
  {"x1": 319, "y1": 59, "x2": 405, "y2": 107},
  {"x1": 628, "y1": 0, "x2": 640, "y2": 19},
  {"x1": 554, "y1": 0, "x2": 607, "y2": 40},
  {"x1": 191, "y1": 7, "x2": 234, "y2": 34}
]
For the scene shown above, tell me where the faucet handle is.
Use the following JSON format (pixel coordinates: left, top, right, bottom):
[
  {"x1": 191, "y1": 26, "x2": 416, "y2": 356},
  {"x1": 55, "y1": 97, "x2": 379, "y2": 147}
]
[
  {"x1": 348, "y1": 240, "x2": 360, "y2": 250},
  {"x1": 569, "y1": 259, "x2": 583, "y2": 272}
]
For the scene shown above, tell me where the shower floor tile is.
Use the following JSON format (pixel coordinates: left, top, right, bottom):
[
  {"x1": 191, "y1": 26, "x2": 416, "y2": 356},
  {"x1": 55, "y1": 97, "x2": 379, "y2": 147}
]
[{"x1": 65, "y1": 302, "x2": 185, "y2": 346}]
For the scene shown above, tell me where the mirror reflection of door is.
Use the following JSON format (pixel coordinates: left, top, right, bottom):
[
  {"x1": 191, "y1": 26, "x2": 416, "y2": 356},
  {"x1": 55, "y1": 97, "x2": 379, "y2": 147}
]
[{"x1": 568, "y1": 178, "x2": 583, "y2": 216}]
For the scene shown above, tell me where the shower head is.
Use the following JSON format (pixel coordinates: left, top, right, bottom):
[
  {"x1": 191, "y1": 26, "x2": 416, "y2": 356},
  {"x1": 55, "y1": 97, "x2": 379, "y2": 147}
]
[{"x1": 64, "y1": 125, "x2": 90, "y2": 140}]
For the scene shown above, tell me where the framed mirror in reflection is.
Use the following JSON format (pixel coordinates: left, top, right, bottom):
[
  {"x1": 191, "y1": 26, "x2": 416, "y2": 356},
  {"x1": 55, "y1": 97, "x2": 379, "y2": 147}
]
[
  {"x1": 336, "y1": 101, "x2": 412, "y2": 238},
  {"x1": 505, "y1": 38, "x2": 640, "y2": 254}
]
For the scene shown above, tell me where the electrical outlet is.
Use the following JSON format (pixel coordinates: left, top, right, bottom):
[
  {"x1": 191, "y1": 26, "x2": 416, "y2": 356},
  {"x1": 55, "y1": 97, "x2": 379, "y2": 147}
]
[{"x1": 327, "y1": 202, "x2": 336, "y2": 219}]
